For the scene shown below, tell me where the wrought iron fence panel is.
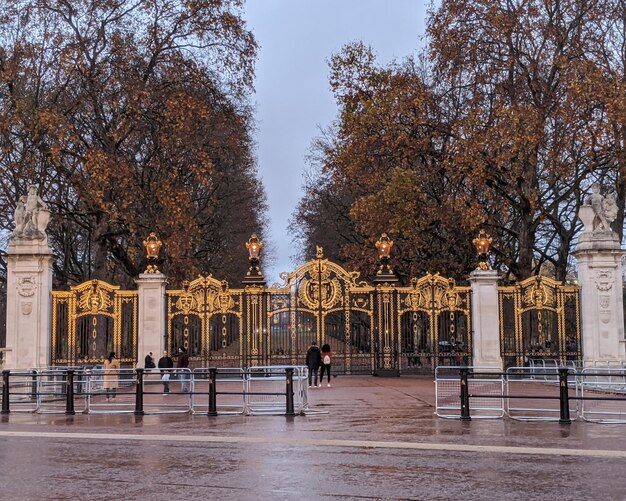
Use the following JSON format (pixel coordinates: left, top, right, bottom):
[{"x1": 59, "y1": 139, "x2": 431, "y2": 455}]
[
  {"x1": 498, "y1": 277, "x2": 581, "y2": 369},
  {"x1": 51, "y1": 280, "x2": 138, "y2": 366}
]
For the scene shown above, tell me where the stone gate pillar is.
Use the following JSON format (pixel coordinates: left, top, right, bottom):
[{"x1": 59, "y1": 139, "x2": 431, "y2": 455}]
[
  {"x1": 574, "y1": 201, "x2": 626, "y2": 366},
  {"x1": 469, "y1": 269, "x2": 503, "y2": 368},
  {"x1": 136, "y1": 272, "x2": 167, "y2": 367},
  {"x1": 5, "y1": 186, "x2": 53, "y2": 369}
]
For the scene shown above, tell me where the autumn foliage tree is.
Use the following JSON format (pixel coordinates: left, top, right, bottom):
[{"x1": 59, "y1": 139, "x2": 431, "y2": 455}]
[
  {"x1": 0, "y1": 0, "x2": 266, "y2": 288},
  {"x1": 293, "y1": 0, "x2": 626, "y2": 282}
]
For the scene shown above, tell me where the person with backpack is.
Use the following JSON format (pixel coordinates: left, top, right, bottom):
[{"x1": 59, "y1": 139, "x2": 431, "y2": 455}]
[
  {"x1": 158, "y1": 351, "x2": 174, "y2": 395},
  {"x1": 305, "y1": 340, "x2": 322, "y2": 388},
  {"x1": 320, "y1": 343, "x2": 332, "y2": 387}
]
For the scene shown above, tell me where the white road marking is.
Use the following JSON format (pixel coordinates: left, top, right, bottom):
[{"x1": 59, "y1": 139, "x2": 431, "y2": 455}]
[{"x1": 0, "y1": 430, "x2": 624, "y2": 458}]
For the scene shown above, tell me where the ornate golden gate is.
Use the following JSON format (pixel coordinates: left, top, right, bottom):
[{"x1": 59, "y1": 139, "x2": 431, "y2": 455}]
[
  {"x1": 162, "y1": 249, "x2": 471, "y2": 374},
  {"x1": 51, "y1": 280, "x2": 138, "y2": 365},
  {"x1": 499, "y1": 276, "x2": 581, "y2": 368},
  {"x1": 166, "y1": 277, "x2": 243, "y2": 367},
  {"x1": 264, "y1": 248, "x2": 375, "y2": 373},
  {"x1": 395, "y1": 274, "x2": 472, "y2": 373}
]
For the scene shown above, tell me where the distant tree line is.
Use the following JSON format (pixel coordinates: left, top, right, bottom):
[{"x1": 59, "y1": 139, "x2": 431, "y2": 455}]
[
  {"x1": 0, "y1": 0, "x2": 267, "y2": 289},
  {"x1": 292, "y1": 0, "x2": 626, "y2": 283}
]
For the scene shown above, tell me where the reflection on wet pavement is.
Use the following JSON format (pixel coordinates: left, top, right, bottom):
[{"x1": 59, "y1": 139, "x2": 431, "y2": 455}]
[{"x1": 0, "y1": 376, "x2": 624, "y2": 500}]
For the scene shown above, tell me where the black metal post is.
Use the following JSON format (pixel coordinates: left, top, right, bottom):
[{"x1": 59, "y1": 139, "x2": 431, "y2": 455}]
[
  {"x1": 31, "y1": 370, "x2": 37, "y2": 401},
  {"x1": 1, "y1": 370, "x2": 10, "y2": 414},
  {"x1": 134, "y1": 368, "x2": 144, "y2": 416},
  {"x1": 460, "y1": 367, "x2": 471, "y2": 420},
  {"x1": 558, "y1": 367, "x2": 571, "y2": 424},
  {"x1": 285, "y1": 367, "x2": 295, "y2": 416},
  {"x1": 65, "y1": 369, "x2": 75, "y2": 415},
  {"x1": 208, "y1": 368, "x2": 217, "y2": 416}
]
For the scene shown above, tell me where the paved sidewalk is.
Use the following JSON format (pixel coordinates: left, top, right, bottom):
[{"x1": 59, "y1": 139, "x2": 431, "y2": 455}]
[{"x1": 0, "y1": 376, "x2": 625, "y2": 500}]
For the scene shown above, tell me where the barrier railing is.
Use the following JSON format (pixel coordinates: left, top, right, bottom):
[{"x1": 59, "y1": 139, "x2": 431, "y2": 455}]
[
  {"x1": 435, "y1": 366, "x2": 504, "y2": 419},
  {"x1": 579, "y1": 368, "x2": 626, "y2": 423},
  {"x1": 435, "y1": 366, "x2": 626, "y2": 423},
  {"x1": 0, "y1": 366, "x2": 309, "y2": 417}
]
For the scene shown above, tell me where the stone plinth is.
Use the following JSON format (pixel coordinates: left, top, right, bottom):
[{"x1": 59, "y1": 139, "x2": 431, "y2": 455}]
[
  {"x1": 469, "y1": 269, "x2": 503, "y2": 369},
  {"x1": 5, "y1": 238, "x2": 54, "y2": 369},
  {"x1": 136, "y1": 272, "x2": 167, "y2": 367},
  {"x1": 574, "y1": 209, "x2": 626, "y2": 366}
]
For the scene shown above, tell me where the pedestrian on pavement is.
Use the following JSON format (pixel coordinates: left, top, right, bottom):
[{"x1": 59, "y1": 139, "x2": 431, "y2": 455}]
[
  {"x1": 158, "y1": 351, "x2": 174, "y2": 395},
  {"x1": 305, "y1": 340, "x2": 322, "y2": 388},
  {"x1": 144, "y1": 352, "x2": 156, "y2": 369},
  {"x1": 177, "y1": 346, "x2": 190, "y2": 392},
  {"x1": 103, "y1": 351, "x2": 120, "y2": 400},
  {"x1": 320, "y1": 343, "x2": 332, "y2": 387}
]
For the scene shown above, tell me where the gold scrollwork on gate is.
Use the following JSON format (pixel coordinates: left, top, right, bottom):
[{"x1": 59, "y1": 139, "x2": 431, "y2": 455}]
[
  {"x1": 167, "y1": 275, "x2": 242, "y2": 361},
  {"x1": 77, "y1": 279, "x2": 113, "y2": 314},
  {"x1": 298, "y1": 264, "x2": 343, "y2": 310},
  {"x1": 51, "y1": 279, "x2": 138, "y2": 365},
  {"x1": 498, "y1": 276, "x2": 581, "y2": 367}
]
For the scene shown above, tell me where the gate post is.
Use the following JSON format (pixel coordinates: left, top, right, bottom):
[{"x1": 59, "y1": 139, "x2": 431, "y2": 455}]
[
  {"x1": 558, "y1": 367, "x2": 571, "y2": 424},
  {"x1": 469, "y1": 270, "x2": 503, "y2": 369},
  {"x1": 574, "y1": 203, "x2": 626, "y2": 367},
  {"x1": 5, "y1": 194, "x2": 54, "y2": 369},
  {"x1": 136, "y1": 272, "x2": 167, "y2": 369}
]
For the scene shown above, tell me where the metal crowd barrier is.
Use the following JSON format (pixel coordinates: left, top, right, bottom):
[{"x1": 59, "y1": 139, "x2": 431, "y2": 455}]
[
  {"x1": 579, "y1": 368, "x2": 626, "y2": 423},
  {"x1": 0, "y1": 365, "x2": 309, "y2": 417},
  {"x1": 435, "y1": 366, "x2": 504, "y2": 419},
  {"x1": 435, "y1": 366, "x2": 626, "y2": 423}
]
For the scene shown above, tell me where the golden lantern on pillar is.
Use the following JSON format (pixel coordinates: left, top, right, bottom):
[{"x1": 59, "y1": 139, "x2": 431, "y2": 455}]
[
  {"x1": 472, "y1": 229, "x2": 493, "y2": 270},
  {"x1": 143, "y1": 232, "x2": 162, "y2": 273}
]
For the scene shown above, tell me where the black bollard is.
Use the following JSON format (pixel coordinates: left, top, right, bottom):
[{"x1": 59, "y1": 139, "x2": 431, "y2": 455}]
[
  {"x1": 31, "y1": 370, "x2": 38, "y2": 401},
  {"x1": 285, "y1": 367, "x2": 295, "y2": 417},
  {"x1": 1, "y1": 370, "x2": 10, "y2": 414},
  {"x1": 208, "y1": 368, "x2": 217, "y2": 416},
  {"x1": 460, "y1": 367, "x2": 471, "y2": 420},
  {"x1": 65, "y1": 369, "x2": 75, "y2": 415},
  {"x1": 558, "y1": 367, "x2": 571, "y2": 424},
  {"x1": 134, "y1": 368, "x2": 144, "y2": 416}
]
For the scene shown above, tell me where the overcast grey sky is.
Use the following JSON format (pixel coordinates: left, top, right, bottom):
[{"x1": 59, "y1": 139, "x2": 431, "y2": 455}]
[{"x1": 243, "y1": 1, "x2": 429, "y2": 283}]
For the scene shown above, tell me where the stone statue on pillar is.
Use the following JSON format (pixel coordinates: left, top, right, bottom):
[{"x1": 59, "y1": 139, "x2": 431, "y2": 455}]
[
  {"x1": 11, "y1": 185, "x2": 50, "y2": 241},
  {"x1": 574, "y1": 182, "x2": 626, "y2": 367},
  {"x1": 5, "y1": 184, "x2": 54, "y2": 369},
  {"x1": 581, "y1": 183, "x2": 618, "y2": 235}
]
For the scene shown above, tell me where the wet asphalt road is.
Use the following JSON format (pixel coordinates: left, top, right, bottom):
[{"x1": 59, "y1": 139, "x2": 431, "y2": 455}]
[{"x1": 0, "y1": 377, "x2": 625, "y2": 500}]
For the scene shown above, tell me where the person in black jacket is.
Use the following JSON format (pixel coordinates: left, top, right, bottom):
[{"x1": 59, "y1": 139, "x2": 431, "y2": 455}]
[
  {"x1": 157, "y1": 351, "x2": 173, "y2": 394},
  {"x1": 144, "y1": 352, "x2": 156, "y2": 369},
  {"x1": 305, "y1": 341, "x2": 322, "y2": 388}
]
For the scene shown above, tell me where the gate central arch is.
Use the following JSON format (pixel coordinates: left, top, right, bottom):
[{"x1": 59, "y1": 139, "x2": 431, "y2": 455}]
[{"x1": 265, "y1": 247, "x2": 375, "y2": 373}]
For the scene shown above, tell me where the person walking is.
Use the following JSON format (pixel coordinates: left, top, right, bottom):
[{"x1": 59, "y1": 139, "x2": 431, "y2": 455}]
[
  {"x1": 320, "y1": 343, "x2": 332, "y2": 387},
  {"x1": 305, "y1": 341, "x2": 322, "y2": 388},
  {"x1": 177, "y1": 347, "x2": 190, "y2": 392},
  {"x1": 158, "y1": 351, "x2": 174, "y2": 395},
  {"x1": 103, "y1": 351, "x2": 120, "y2": 400},
  {"x1": 144, "y1": 352, "x2": 156, "y2": 369}
]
